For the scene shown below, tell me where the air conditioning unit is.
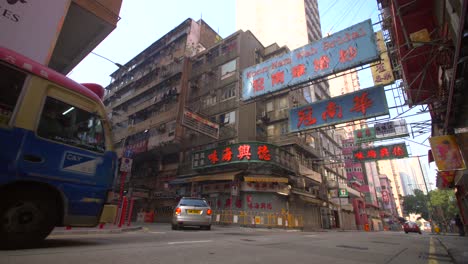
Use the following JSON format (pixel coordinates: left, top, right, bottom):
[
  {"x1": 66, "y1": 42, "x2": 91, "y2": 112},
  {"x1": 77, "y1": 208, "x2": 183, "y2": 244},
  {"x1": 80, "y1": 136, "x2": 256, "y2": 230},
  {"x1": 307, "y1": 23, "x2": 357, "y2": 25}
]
[
  {"x1": 261, "y1": 111, "x2": 270, "y2": 122},
  {"x1": 158, "y1": 123, "x2": 166, "y2": 132}
]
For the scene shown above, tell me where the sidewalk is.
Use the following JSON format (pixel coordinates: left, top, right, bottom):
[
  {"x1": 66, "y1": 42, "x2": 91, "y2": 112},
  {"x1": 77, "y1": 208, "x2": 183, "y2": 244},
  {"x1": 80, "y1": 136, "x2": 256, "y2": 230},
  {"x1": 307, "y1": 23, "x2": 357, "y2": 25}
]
[
  {"x1": 432, "y1": 233, "x2": 468, "y2": 264},
  {"x1": 51, "y1": 224, "x2": 142, "y2": 235}
]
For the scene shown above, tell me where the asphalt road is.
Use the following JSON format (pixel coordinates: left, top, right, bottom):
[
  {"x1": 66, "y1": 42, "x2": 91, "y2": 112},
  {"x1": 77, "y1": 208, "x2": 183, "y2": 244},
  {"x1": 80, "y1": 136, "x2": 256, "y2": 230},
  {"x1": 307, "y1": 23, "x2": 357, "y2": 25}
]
[{"x1": 0, "y1": 225, "x2": 454, "y2": 264}]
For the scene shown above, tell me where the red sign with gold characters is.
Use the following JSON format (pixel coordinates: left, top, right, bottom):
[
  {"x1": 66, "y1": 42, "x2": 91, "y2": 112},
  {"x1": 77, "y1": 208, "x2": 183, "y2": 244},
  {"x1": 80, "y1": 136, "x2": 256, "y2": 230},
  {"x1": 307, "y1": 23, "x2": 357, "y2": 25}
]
[{"x1": 352, "y1": 143, "x2": 408, "y2": 162}]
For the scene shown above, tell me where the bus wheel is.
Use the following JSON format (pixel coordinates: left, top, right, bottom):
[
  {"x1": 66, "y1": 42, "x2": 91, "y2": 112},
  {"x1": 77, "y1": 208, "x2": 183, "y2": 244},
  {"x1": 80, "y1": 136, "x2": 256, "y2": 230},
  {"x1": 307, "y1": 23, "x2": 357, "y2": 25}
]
[{"x1": 0, "y1": 190, "x2": 57, "y2": 249}]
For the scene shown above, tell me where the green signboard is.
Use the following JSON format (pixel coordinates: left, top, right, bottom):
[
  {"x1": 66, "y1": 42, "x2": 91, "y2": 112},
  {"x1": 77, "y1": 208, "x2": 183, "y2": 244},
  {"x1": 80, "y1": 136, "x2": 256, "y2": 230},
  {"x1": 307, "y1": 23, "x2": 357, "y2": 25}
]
[
  {"x1": 353, "y1": 127, "x2": 376, "y2": 144},
  {"x1": 192, "y1": 142, "x2": 293, "y2": 170},
  {"x1": 339, "y1": 188, "x2": 349, "y2": 198}
]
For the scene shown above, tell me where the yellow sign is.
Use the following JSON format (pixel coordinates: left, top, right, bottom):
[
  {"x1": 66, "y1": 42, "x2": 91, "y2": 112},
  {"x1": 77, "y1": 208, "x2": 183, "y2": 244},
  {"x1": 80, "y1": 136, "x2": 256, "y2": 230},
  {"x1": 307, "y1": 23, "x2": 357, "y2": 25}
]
[
  {"x1": 371, "y1": 31, "x2": 395, "y2": 86},
  {"x1": 429, "y1": 135, "x2": 466, "y2": 171}
]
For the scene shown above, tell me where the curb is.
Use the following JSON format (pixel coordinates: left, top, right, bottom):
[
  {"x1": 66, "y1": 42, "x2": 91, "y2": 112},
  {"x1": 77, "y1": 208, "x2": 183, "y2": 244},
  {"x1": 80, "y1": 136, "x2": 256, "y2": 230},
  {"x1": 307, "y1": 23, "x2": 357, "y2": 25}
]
[
  {"x1": 435, "y1": 237, "x2": 458, "y2": 264},
  {"x1": 51, "y1": 226, "x2": 143, "y2": 236}
]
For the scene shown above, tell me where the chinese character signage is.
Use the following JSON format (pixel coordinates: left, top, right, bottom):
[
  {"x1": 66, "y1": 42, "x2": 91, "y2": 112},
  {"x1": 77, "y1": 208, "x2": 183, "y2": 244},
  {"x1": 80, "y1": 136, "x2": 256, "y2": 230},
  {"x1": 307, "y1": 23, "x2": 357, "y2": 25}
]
[
  {"x1": 375, "y1": 119, "x2": 409, "y2": 139},
  {"x1": 354, "y1": 119, "x2": 409, "y2": 144},
  {"x1": 182, "y1": 109, "x2": 219, "y2": 139},
  {"x1": 429, "y1": 135, "x2": 466, "y2": 171},
  {"x1": 193, "y1": 142, "x2": 290, "y2": 169},
  {"x1": 353, "y1": 143, "x2": 408, "y2": 162},
  {"x1": 354, "y1": 127, "x2": 376, "y2": 144},
  {"x1": 371, "y1": 31, "x2": 395, "y2": 86},
  {"x1": 241, "y1": 20, "x2": 379, "y2": 100},
  {"x1": 126, "y1": 140, "x2": 148, "y2": 154},
  {"x1": 289, "y1": 85, "x2": 388, "y2": 132}
]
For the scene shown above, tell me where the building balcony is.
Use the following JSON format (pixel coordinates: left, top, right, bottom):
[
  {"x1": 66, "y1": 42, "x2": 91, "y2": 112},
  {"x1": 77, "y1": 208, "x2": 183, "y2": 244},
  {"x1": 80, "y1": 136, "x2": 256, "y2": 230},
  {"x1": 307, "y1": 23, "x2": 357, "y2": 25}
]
[
  {"x1": 192, "y1": 50, "x2": 238, "y2": 77},
  {"x1": 263, "y1": 109, "x2": 289, "y2": 122},
  {"x1": 327, "y1": 180, "x2": 338, "y2": 189},
  {"x1": 269, "y1": 134, "x2": 322, "y2": 158},
  {"x1": 109, "y1": 62, "x2": 183, "y2": 109},
  {"x1": 298, "y1": 164, "x2": 322, "y2": 183},
  {"x1": 113, "y1": 104, "x2": 179, "y2": 142}
]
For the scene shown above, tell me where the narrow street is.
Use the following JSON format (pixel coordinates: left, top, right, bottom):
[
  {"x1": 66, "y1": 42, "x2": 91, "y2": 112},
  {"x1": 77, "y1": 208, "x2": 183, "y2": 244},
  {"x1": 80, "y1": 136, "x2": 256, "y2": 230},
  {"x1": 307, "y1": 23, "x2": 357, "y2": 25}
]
[{"x1": 0, "y1": 225, "x2": 455, "y2": 264}]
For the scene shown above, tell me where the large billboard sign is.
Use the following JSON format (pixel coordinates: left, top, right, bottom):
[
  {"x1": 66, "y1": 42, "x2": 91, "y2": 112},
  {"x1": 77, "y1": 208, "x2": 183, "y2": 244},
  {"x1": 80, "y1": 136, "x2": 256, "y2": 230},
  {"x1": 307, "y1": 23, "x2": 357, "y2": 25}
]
[
  {"x1": 0, "y1": 0, "x2": 71, "y2": 64},
  {"x1": 429, "y1": 135, "x2": 466, "y2": 171},
  {"x1": 352, "y1": 143, "x2": 408, "y2": 162},
  {"x1": 289, "y1": 85, "x2": 388, "y2": 132},
  {"x1": 241, "y1": 19, "x2": 379, "y2": 101}
]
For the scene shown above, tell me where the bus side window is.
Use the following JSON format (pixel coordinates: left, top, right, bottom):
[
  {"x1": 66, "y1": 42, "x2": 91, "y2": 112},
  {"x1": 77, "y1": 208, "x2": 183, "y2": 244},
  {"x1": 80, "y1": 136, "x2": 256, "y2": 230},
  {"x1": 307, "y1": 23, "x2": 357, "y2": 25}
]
[{"x1": 0, "y1": 63, "x2": 26, "y2": 126}]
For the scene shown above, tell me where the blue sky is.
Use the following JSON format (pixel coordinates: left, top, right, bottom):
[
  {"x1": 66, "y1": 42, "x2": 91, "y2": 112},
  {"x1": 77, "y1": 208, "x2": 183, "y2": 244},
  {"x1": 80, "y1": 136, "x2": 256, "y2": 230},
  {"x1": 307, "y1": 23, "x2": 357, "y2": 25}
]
[{"x1": 68, "y1": 0, "x2": 435, "y2": 188}]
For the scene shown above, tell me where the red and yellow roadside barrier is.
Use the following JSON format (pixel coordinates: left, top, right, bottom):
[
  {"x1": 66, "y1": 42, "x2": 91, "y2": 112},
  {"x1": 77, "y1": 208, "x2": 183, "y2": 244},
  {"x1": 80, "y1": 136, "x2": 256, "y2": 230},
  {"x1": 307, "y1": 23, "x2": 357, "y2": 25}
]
[{"x1": 212, "y1": 210, "x2": 303, "y2": 229}]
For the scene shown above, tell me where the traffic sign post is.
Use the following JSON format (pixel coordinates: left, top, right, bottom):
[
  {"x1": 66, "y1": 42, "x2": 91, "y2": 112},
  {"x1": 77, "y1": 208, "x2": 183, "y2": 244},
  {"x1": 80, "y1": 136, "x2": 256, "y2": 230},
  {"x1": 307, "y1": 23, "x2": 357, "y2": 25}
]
[{"x1": 120, "y1": 158, "x2": 133, "y2": 172}]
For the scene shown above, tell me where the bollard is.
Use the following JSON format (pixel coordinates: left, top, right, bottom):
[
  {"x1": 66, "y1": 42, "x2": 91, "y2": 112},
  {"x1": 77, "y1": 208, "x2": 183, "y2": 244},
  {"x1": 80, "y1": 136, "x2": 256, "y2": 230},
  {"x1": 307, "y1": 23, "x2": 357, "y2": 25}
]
[
  {"x1": 127, "y1": 198, "x2": 135, "y2": 226},
  {"x1": 99, "y1": 223, "x2": 105, "y2": 229},
  {"x1": 118, "y1": 196, "x2": 128, "y2": 228}
]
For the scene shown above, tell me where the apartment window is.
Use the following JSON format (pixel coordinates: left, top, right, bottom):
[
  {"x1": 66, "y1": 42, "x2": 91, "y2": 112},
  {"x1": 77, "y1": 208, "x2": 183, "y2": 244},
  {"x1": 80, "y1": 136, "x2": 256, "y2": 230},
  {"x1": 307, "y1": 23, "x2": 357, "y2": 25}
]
[
  {"x1": 278, "y1": 97, "x2": 288, "y2": 109},
  {"x1": 168, "y1": 121, "x2": 176, "y2": 136},
  {"x1": 306, "y1": 135, "x2": 316, "y2": 148},
  {"x1": 267, "y1": 125, "x2": 275, "y2": 137},
  {"x1": 221, "y1": 84, "x2": 236, "y2": 101},
  {"x1": 280, "y1": 122, "x2": 288, "y2": 135},
  {"x1": 203, "y1": 95, "x2": 217, "y2": 107},
  {"x1": 221, "y1": 59, "x2": 236, "y2": 80},
  {"x1": 266, "y1": 101, "x2": 274, "y2": 112},
  {"x1": 220, "y1": 111, "x2": 235, "y2": 126}
]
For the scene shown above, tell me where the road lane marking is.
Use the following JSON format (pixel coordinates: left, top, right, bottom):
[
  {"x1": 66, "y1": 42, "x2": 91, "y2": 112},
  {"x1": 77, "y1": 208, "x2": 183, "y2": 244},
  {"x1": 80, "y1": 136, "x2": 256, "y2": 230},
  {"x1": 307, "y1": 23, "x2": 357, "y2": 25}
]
[
  {"x1": 305, "y1": 235, "x2": 317, "y2": 237},
  {"x1": 428, "y1": 237, "x2": 438, "y2": 264},
  {"x1": 168, "y1": 240, "x2": 212, "y2": 245}
]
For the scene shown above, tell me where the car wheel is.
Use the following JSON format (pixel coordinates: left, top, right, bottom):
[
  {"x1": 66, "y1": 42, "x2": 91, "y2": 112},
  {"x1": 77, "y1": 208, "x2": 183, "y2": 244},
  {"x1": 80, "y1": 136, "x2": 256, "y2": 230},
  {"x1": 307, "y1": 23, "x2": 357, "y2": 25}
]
[
  {"x1": 171, "y1": 224, "x2": 178, "y2": 230},
  {"x1": 203, "y1": 225, "x2": 211, "y2": 231},
  {"x1": 405, "y1": 231, "x2": 408, "y2": 234}
]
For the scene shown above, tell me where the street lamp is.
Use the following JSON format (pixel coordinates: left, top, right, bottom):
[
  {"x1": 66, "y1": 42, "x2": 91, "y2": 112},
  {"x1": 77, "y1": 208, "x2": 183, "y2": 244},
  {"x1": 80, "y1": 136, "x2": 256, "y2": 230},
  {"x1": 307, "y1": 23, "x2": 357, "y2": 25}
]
[
  {"x1": 416, "y1": 156, "x2": 435, "y2": 233},
  {"x1": 91, "y1": 52, "x2": 127, "y2": 70}
]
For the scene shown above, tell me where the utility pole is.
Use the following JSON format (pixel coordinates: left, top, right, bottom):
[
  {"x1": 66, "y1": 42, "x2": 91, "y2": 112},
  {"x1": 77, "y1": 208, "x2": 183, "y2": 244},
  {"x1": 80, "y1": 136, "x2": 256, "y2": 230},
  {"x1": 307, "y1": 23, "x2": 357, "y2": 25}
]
[{"x1": 416, "y1": 156, "x2": 435, "y2": 233}]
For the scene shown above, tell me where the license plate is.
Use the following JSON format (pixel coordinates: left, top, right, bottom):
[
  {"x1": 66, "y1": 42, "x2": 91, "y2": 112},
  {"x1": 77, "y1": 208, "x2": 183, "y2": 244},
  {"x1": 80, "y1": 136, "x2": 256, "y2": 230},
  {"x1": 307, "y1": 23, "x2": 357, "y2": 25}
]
[{"x1": 187, "y1": 210, "x2": 201, "y2": 214}]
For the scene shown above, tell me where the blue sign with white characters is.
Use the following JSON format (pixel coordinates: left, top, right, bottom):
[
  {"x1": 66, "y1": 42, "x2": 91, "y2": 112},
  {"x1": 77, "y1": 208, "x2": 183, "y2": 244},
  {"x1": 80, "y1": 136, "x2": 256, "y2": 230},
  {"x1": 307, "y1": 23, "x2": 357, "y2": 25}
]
[
  {"x1": 289, "y1": 86, "x2": 389, "y2": 132},
  {"x1": 62, "y1": 152, "x2": 98, "y2": 175},
  {"x1": 241, "y1": 19, "x2": 379, "y2": 101}
]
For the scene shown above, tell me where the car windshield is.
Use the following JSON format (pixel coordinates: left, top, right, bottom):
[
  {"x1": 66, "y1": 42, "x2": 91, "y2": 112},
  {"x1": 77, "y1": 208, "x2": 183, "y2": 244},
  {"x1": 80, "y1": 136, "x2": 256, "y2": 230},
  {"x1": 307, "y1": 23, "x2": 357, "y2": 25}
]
[{"x1": 179, "y1": 199, "x2": 208, "y2": 207}]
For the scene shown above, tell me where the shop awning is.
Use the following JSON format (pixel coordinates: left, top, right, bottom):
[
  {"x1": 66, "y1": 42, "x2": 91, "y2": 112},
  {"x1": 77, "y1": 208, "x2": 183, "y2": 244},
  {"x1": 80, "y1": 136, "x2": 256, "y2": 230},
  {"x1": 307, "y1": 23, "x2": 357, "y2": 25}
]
[
  {"x1": 292, "y1": 189, "x2": 325, "y2": 205},
  {"x1": 244, "y1": 176, "x2": 289, "y2": 183},
  {"x1": 191, "y1": 171, "x2": 242, "y2": 182}
]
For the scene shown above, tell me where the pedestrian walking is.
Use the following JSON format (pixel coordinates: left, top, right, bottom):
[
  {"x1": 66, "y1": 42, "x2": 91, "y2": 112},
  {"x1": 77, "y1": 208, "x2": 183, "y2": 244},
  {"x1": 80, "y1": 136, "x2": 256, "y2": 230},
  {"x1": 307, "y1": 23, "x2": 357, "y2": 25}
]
[{"x1": 454, "y1": 214, "x2": 465, "y2": 236}]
